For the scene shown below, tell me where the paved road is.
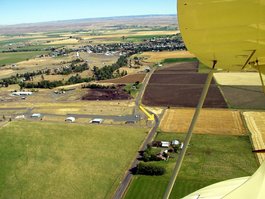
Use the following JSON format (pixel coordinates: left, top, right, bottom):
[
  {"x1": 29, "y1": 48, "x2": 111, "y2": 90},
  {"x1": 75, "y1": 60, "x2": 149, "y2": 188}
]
[
  {"x1": 112, "y1": 113, "x2": 160, "y2": 199},
  {"x1": 0, "y1": 108, "x2": 140, "y2": 122},
  {"x1": 133, "y1": 69, "x2": 156, "y2": 116}
]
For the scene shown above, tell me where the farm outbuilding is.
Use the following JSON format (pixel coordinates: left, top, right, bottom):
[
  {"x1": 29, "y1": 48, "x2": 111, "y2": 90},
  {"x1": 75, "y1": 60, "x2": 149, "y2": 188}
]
[
  {"x1": 172, "y1": 140, "x2": 180, "y2": 146},
  {"x1": 31, "y1": 113, "x2": 41, "y2": 118},
  {"x1": 161, "y1": 141, "x2": 170, "y2": 148},
  {"x1": 12, "y1": 91, "x2": 32, "y2": 96},
  {"x1": 90, "y1": 118, "x2": 103, "y2": 124},
  {"x1": 65, "y1": 117, "x2": 76, "y2": 123}
]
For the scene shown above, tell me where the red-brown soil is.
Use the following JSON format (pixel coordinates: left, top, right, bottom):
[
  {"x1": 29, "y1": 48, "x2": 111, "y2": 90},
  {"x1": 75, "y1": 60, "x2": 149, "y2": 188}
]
[
  {"x1": 99, "y1": 74, "x2": 146, "y2": 84},
  {"x1": 142, "y1": 62, "x2": 227, "y2": 108},
  {"x1": 82, "y1": 86, "x2": 132, "y2": 101},
  {"x1": 156, "y1": 62, "x2": 199, "y2": 73}
]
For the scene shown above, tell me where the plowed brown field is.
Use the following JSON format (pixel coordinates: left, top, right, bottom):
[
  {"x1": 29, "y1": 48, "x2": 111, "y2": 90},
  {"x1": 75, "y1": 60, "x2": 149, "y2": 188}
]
[
  {"x1": 160, "y1": 108, "x2": 246, "y2": 135},
  {"x1": 99, "y1": 74, "x2": 146, "y2": 84},
  {"x1": 142, "y1": 62, "x2": 227, "y2": 108},
  {"x1": 243, "y1": 112, "x2": 265, "y2": 164}
]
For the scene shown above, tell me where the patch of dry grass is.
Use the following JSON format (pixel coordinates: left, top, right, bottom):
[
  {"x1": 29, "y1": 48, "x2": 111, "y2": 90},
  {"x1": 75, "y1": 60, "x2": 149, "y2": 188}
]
[
  {"x1": 243, "y1": 111, "x2": 265, "y2": 163},
  {"x1": 137, "y1": 51, "x2": 195, "y2": 63},
  {"x1": 160, "y1": 108, "x2": 246, "y2": 135},
  {"x1": 214, "y1": 72, "x2": 262, "y2": 86}
]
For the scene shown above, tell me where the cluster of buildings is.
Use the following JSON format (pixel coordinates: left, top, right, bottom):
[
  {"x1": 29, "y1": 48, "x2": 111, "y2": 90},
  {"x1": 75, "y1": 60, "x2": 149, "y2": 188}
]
[{"x1": 77, "y1": 36, "x2": 185, "y2": 54}]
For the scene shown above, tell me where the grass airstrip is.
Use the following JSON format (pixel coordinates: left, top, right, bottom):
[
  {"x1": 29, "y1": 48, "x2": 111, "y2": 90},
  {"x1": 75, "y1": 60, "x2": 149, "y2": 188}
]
[{"x1": 0, "y1": 121, "x2": 147, "y2": 199}]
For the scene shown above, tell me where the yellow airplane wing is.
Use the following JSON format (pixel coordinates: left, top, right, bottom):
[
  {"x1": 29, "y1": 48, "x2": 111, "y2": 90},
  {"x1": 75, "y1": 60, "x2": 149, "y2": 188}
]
[{"x1": 178, "y1": 0, "x2": 265, "y2": 73}]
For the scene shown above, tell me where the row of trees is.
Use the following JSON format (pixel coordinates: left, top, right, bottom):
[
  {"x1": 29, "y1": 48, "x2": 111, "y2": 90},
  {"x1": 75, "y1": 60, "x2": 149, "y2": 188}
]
[
  {"x1": 19, "y1": 74, "x2": 94, "y2": 89},
  {"x1": 93, "y1": 55, "x2": 128, "y2": 80},
  {"x1": 58, "y1": 62, "x2": 89, "y2": 75},
  {"x1": 1, "y1": 55, "x2": 128, "y2": 89}
]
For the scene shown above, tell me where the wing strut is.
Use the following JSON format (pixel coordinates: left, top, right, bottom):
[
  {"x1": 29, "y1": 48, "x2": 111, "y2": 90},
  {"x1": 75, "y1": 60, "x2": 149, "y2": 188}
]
[
  {"x1": 257, "y1": 62, "x2": 265, "y2": 94},
  {"x1": 163, "y1": 60, "x2": 217, "y2": 199}
]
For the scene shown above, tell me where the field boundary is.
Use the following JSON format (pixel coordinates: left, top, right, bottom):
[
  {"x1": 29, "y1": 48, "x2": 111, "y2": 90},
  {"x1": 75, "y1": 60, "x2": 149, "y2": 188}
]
[{"x1": 243, "y1": 112, "x2": 265, "y2": 164}]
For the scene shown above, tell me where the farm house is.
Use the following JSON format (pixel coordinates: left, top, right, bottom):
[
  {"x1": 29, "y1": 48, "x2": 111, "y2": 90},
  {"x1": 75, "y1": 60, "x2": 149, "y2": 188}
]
[{"x1": 65, "y1": 117, "x2": 76, "y2": 123}]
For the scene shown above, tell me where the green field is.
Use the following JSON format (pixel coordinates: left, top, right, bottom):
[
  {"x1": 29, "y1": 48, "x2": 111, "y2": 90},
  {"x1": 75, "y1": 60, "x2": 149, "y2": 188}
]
[
  {"x1": 0, "y1": 121, "x2": 147, "y2": 199},
  {"x1": 0, "y1": 51, "x2": 48, "y2": 66},
  {"x1": 124, "y1": 132, "x2": 258, "y2": 199}
]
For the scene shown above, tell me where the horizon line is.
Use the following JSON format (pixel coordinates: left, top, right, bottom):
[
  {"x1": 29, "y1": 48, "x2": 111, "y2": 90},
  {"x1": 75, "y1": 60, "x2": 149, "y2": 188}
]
[{"x1": 0, "y1": 14, "x2": 177, "y2": 26}]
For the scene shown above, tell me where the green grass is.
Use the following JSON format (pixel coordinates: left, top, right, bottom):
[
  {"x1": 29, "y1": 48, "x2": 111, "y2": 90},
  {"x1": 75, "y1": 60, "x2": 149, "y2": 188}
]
[
  {"x1": 124, "y1": 132, "x2": 258, "y2": 199},
  {"x1": 162, "y1": 57, "x2": 198, "y2": 64},
  {"x1": 123, "y1": 83, "x2": 142, "y2": 98},
  {"x1": 0, "y1": 121, "x2": 147, "y2": 199},
  {"x1": 0, "y1": 38, "x2": 37, "y2": 46},
  {"x1": 0, "y1": 51, "x2": 48, "y2": 66}
]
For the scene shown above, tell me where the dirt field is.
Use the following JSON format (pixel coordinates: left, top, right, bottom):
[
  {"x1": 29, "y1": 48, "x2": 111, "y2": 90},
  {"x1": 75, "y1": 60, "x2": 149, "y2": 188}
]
[
  {"x1": 143, "y1": 84, "x2": 227, "y2": 108},
  {"x1": 79, "y1": 52, "x2": 119, "y2": 68},
  {"x1": 160, "y1": 108, "x2": 246, "y2": 135},
  {"x1": 149, "y1": 73, "x2": 215, "y2": 85},
  {"x1": 220, "y1": 86, "x2": 265, "y2": 109},
  {"x1": 143, "y1": 64, "x2": 227, "y2": 108},
  {"x1": 243, "y1": 111, "x2": 265, "y2": 163},
  {"x1": 138, "y1": 51, "x2": 195, "y2": 63},
  {"x1": 155, "y1": 62, "x2": 198, "y2": 73},
  {"x1": 214, "y1": 72, "x2": 262, "y2": 86},
  {"x1": 0, "y1": 69, "x2": 14, "y2": 78},
  {"x1": 82, "y1": 86, "x2": 132, "y2": 101},
  {"x1": 99, "y1": 74, "x2": 146, "y2": 84}
]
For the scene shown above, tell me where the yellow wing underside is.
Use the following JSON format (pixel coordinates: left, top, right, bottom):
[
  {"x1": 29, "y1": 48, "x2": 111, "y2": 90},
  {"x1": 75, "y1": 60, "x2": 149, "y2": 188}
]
[{"x1": 178, "y1": 0, "x2": 265, "y2": 73}]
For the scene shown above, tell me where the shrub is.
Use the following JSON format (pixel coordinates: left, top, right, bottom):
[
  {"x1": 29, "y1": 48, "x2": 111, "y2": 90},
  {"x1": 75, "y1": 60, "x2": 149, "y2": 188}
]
[{"x1": 136, "y1": 162, "x2": 165, "y2": 176}]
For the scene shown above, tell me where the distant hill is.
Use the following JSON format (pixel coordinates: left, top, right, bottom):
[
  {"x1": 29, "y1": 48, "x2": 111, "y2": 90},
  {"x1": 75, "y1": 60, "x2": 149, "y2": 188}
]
[{"x1": 0, "y1": 14, "x2": 177, "y2": 34}]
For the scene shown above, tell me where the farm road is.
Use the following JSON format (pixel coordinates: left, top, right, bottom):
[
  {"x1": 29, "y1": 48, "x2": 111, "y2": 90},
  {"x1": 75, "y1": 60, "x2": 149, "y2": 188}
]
[{"x1": 112, "y1": 113, "x2": 161, "y2": 199}]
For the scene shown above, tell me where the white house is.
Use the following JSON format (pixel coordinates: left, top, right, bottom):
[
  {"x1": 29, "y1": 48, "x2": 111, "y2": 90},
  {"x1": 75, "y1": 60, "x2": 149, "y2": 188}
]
[{"x1": 65, "y1": 117, "x2": 76, "y2": 123}]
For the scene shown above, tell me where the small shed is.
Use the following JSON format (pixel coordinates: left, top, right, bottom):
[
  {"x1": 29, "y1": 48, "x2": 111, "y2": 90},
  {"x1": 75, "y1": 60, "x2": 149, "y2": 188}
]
[
  {"x1": 15, "y1": 115, "x2": 25, "y2": 119},
  {"x1": 31, "y1": 113, "x2": 41, "y2": 118},
  {"x1": 172, "y1": 140, "x2": 180, "y2": 146},
  {"x1": 90, "y1": 118, "x2": 103, "y2": 124},
  {"x1": 12, "y1": 91, "x2": 32, "y2": 96},
  {"x1": 161, "y1": 141, "x2": 170, "y2": 148},
  {"x1": 65, "y1": 117, "x2": 76, "y2": 123}
]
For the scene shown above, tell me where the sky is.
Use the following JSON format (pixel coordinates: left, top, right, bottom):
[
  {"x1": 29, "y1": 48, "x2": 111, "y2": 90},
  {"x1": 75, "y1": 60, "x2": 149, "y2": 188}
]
[{"x1": 0, "y1": 0, "x2": 176, "y2": 25}]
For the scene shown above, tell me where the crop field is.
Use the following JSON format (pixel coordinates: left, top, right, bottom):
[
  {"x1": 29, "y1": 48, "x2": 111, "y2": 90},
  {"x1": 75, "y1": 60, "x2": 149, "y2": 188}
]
[
  {"x1": 0, "y1": 121, "x2": 147, "y2": 199},
  {"x1": 143, "y1": 65, "x2": 227, "y2": 108},
  {"x1": 99, "y1": 74, "x2": 146, "y2": 84},
  {"x1": 156, "y1": 62, "x2": 198, "y2": 73},
  {"x1": 160, "y1": 108, "x2": 246, "y2": 135},
  {"x1": 220, "y1": 86, "x2": 265, "y2": 109},
  {"x1": 214, "y1": 72, "x2": 262, "y2": 86},
  {"x1": 0, "y1": 51, "x2": 48, "y2": 66},
  {"x1": 124, "y1": 132, "x2": 258, "y2": 199},
  {"x1": 243, "y1": 111, "x2": 265, "y2": 163},
  {"x1": 45, "y1": 38, "x2": 79, "y2": 45},
  {"x1": 137, "y1": 51, "x2": 195, "y2": 63}
]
